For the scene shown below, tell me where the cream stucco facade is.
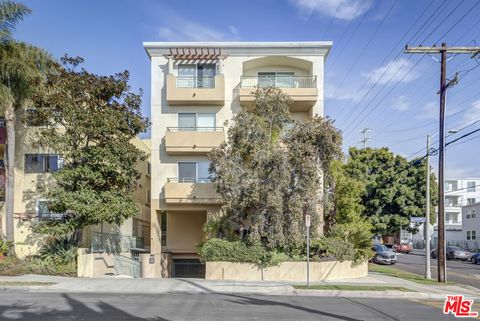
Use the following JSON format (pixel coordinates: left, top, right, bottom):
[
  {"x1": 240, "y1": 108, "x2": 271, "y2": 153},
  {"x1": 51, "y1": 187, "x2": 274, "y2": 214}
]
[
  {"x1": 144, "y1": 42, "x2": 332, "y2": 278},
  {"x1": 0, "y1": 111, "x2": 151, "y2": 258}
]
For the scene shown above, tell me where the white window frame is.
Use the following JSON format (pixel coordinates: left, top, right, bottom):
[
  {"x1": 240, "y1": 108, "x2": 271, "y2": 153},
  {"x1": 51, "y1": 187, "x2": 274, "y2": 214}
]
[
  {"x1": 177, "y1": 161, "x2": 211, "y2": 183},
  {"x1": 472, "y1": 230, "x2": 477, "y2": 240},
  {"x1": 177, "y1": 112, "x2": 216, "y2": 131},
  {"x1": 467, "y1": 231, "x2": 471, "y2": 240}
]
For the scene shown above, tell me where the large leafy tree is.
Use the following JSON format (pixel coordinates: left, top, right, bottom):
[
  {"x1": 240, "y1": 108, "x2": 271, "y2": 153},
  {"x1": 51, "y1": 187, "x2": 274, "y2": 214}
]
[
  {"x1": 0, "y1": 1, "x2": 53, "y2": 243},
  {"x1": 209, "y1": 87, "x2": 342, "y2": 252},
  {"x1": 344, "y1": 147, "x2": 437, "y2": 235},
  {"x1": 30, "y1": 56, "x2": 149, "y2": 235}
]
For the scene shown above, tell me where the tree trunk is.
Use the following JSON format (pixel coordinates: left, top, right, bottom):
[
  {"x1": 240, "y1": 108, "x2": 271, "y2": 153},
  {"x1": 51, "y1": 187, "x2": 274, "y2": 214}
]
[{"x1": 4, "y1": 103, "x2": 15, "y2": 247}]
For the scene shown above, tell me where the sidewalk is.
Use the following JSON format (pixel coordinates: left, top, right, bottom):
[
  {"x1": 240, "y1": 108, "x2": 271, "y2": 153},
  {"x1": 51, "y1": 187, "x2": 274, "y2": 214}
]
[{"x1": 0, "y1": 273, "x2": 478, "y2": 300}]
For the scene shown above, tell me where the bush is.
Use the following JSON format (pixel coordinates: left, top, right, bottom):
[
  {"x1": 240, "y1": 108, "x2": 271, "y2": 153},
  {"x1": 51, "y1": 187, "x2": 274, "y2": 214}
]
[
  {"x1": 0, "y1": 256, "x2": 76, "y2": 276},
  {"x1": 39, "y1": 233, "x2": 79, "y2": 265},
  {"x1": 0, "y1": 239, "x2": 12, "y2": 256},
  {"x1": 198, "y1": 238, "x2": 287, "y2": 266}
]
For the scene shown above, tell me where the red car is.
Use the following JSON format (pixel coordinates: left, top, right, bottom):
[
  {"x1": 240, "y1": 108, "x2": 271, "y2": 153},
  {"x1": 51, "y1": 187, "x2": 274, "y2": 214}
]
[{"x1": 393, "y1": 243, "x2": 412, "y2": 254}]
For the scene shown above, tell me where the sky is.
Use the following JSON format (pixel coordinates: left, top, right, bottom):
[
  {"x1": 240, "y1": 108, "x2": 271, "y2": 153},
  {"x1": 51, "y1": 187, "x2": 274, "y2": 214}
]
[{"x1": 15, "y1": 0, "x2": 480, "y2": 178}]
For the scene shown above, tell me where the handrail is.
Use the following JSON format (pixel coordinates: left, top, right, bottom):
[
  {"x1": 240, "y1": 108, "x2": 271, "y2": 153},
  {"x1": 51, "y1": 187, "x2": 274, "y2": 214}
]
[
  {"x1": 167, "y1": 177, "x2": 212, "y2": 183},
  {"x1": 240, "y1": 75, "x2": 317, "y2": 88},
  {"x1": 177, "y1": 76, "x2": 215, "y2": 88},
  {"x1": 167, "y1": 127, "x2": 224, "y2": 132}
]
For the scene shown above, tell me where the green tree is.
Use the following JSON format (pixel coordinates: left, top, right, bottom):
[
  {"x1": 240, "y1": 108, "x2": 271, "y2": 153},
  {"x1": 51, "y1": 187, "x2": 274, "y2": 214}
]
[
  {"x1": 0, "y1": 0, "x2": 30, "y2": 42},
  {"x1": 344, "y1": 147, "x2": 437, "y2": 235},
  {"x1": 29, "y1": 56, "x2": 149, "y2": 235},
  {"x1": 209, "y1": 87, "x2": 341, "y2": 252},
  {"x1": 0, "y1": 1, "x2": 53, "y2": 244}
]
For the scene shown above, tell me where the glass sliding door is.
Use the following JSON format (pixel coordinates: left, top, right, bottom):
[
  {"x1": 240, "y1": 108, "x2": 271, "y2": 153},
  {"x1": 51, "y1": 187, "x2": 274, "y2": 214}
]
[
  {"x1": 258, "y1": 72, "x2": 276, "y2": 88},
  {"x1": 178, "y1": 64, "x2": 196, "y2": 88},
  {"x1": 197, "y1": 113, "x2": 215, "y2": 132},
  {"x1": 197, "y1": 64, "x2": 215, "y2": 88},
  {"x1": 178, "y1": 162, "x2": 196, "y2": 182},
  {"x1": 276, "y1": 72, "x2": 294, "y2": 88},
  {"x1": 178, "y1": 113, "x2": 196, "y2": 131},
  {"x1": 197, "y1": 161, "x2": 211, "y2": 183}
]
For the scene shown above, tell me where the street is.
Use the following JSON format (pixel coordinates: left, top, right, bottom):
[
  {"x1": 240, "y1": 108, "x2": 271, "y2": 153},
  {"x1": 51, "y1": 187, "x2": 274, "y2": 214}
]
[
  {"x1": 0, "y1": 292, "x2": 472, "y2": 321},
  {"x1": 391, "y1": 252, "x2": 480, "y2": 289}
]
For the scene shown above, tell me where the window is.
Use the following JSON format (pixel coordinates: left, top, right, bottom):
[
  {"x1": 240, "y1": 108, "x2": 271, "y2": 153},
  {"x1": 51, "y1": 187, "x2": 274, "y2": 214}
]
[
  {"x1": 258, "y1": 71, "x2": 295, "y2": 88},
  {"x1": 467, "y1": 211, "x2": 471, "y2": 219},
  {"x1": 445, "y1": 181, "x2": 457, "y2": 192},
  {"x1": 177, "y1": 161, "x2": 211, "y2": 183},
  {"x1": 161, "y1": 212, "x2": 167, "y2": 247},
  {"x1": 36, "y1": 199, "x2": 63, "y2": 220},
  {"x1": 446, "y1": 212, "x2": 459, "y2": 223},
  {"x1": 473, "y1": 230, "x2": 477, "y2": 240},
  {"x1": 445, "y1": 196, "x2": 458, "y2": 207},
  {"x1": 467, "y1": 198, "x2": 476, "y2": 205},
  {"x1": 177, "y1": 64, "x2": 216, "y2": 88},
  {"x1": 467, "y1": 181, "x2": 476, "y2": 192},
  {"x1": 467, "y1": 231, "x2": 471, "y2": 240},
  {"x1": 473, "y1": 210, "x2": 477, "y2": 219},
  {"x1": 25, "y1": 154, "x2": 62, "y2": 173},
  {"x1": 178, "y1": 113, "x2": 216, "y2": 131},
  {"x1": 178, "y1": 162, "x2": 196, "y2": 182}
]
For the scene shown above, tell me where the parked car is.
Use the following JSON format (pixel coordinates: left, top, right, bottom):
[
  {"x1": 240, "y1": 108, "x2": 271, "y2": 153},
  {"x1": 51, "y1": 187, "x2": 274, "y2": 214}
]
[
  {"x1": 372, "y1": 244, "x2": 397, "y2": 265},
  {"x1": 431, "y1": 246, "x2": 471, "y2": 260},
  {"x1": 469, "y1": 253, "x2": 480, "y2": 264},
  {"x1": 392, "y1": 243, "x2": 412, "y2": 254}
]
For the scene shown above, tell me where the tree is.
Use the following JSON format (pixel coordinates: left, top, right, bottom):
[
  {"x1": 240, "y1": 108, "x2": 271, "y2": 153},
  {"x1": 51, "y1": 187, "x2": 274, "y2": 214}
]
[
  {"x1": 0, "y1": 1, "x2": 54, "y2": 243},
  {"x1": 29, "y1": 56, "x2": 149, "y2": 235},
  {"x1": 209, "y1": 87, "x2": 341, "y2": 253},
  {"x1": 0, "y1": 0, "x2": 30, "y2": 42},
  {"x1": 344, "y1": 147, "x2": 438, "y2": 235}
]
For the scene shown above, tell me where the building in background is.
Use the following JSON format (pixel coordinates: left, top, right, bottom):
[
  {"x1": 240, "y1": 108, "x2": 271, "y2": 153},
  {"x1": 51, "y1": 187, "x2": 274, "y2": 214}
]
[
  {"x1": 0, "y1": 110, "x2": 151, "y2": 258},
  {"x1": 144, "y1": 41, "x2": 331, "y2": 278},
  {"x1": 462, "y1": 202, "x2": 479, "y2": 250},
  {"x1": 413, "y1": 178, "x2": 480, "y2": 249}
]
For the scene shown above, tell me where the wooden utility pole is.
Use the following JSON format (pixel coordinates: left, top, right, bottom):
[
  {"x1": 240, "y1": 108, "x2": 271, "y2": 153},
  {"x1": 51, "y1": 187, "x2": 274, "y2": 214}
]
[{"x1": 405, "y1": 43, "x2": 480, "y2": 282}]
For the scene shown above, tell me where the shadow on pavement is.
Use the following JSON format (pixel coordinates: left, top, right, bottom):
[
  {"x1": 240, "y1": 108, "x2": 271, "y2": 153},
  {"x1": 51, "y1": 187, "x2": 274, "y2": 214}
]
[{"x1": 0, "y1": 293, "x2": 169, "y2": 321}]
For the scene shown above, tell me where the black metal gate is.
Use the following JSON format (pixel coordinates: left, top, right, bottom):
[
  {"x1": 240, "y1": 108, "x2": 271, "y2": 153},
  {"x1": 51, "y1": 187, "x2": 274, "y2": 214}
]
[{"x1": 172, "y1": 259, "x2": 205, "y2": 278}]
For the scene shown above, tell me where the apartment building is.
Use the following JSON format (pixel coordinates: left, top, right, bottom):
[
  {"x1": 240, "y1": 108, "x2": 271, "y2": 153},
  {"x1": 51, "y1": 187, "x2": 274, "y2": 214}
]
[
  {"x1": 0, "y1": 113, "x2": 151, "y2": 257},
  {"x1": 462, "y1": 202, "x2": 479, "y2": 250},
  {"x1": 144, "y1": 41, "x2": 331, "y2": 278}
]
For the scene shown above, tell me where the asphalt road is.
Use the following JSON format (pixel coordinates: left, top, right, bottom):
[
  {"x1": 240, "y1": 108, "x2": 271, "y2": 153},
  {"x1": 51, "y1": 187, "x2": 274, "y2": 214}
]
[
  {"x1": 0, "y1": 292, "x2": 471, "y2": 321},
  {"x1": 390, "y1": 252, "x2": 480, "y2": 288}
]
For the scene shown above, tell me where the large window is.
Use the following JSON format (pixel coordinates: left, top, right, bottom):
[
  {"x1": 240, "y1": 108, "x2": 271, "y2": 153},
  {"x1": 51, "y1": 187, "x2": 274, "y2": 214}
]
[
  {"x1": 467, "y1": 230, "x2": 477, "y2": 241},
  {"x1": 25, "y1": 154, "x2": 62, "y2": 173},
  {"x1": 445, "y1": 181, "x2": 457, "y2": 192},
  {"x1": 177, "y1": 161, "x2": 211, "y2": 183},
  {"x1": 177, "y1": 64, "x2": 216, "y2": 88},
  {"x1": 467, "y1": 181, "x2": 476, "y2": 192},
  {"x1": 178, "y1": 113, "x2": 216, "y2": 131},
  {"x1": 467, "y1": 198, "x2": 476, "y2": 205}
]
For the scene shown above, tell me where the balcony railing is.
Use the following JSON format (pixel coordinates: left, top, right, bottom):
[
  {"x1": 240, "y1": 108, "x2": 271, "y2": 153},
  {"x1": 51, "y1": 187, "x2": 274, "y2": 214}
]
[
  {"x1": 240, "y1": 76, "x2": 317, "y2": 88},
  {"x1": 167, "y1": 127, "x2": 223, "y2": 132},
  {"x1": 177, "y1": 76, "x2": 215, "y2": 88},
  {"x1": 167, "y1": 177, "x2": 212, "y2": 183}
]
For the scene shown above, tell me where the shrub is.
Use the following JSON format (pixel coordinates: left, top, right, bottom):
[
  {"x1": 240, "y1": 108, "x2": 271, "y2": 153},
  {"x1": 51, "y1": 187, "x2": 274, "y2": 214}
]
[
  {"x1": 39, "y1": 233, "x2": 79, "y2": 265},
  {"x1": 198, "y1": 238, "x2": 287, "y2": 266},
  {"x1": 327, "y1": 223, "x2": 374, "y2": 266},
  {"x1": 0, "y1": 239, "x2": 12, "y2": 256},
  {"x1": 0, "y1": 256, "x2": 76, "y2": 276}
]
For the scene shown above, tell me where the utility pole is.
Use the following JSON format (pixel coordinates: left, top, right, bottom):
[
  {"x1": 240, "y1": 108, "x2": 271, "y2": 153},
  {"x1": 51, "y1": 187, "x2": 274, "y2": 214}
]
[
  {"x1": 405, "y1": 43, "x2": 480, "y2": 283},
  {"x1": 359, "y1": 128, "x2": 373, "y2": 149},
  {"x1": 425, "y1": 134, "x2": 431, "y2": 280}
]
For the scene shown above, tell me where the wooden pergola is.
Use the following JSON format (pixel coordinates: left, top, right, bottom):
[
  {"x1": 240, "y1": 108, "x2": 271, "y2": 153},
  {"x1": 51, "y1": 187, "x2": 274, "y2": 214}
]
[{"x1": 166, "y1": 48, "x2": 226, "y2": 60}]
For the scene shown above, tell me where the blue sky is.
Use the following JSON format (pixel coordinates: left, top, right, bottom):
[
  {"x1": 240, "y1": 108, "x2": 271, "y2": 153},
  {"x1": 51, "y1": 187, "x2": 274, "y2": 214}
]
[{"x1": 16, "y1": 0, "x2": 480, "y2": 178}]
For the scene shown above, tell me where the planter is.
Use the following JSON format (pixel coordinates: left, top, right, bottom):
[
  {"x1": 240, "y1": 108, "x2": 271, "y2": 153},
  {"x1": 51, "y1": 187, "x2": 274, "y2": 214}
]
[{"x1": 205, "y1": 260, "x2": 368, "y2": 282}]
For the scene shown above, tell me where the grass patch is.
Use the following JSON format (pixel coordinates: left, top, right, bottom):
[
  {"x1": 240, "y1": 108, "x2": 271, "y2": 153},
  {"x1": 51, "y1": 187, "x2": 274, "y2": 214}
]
[
  {"x1": 0, "y1": 256, "x2": 76, "y2": 277},
  {"x1": 369, "y1": 263, "x2": 454, "y2": 285},
  {"x1": 294, "y1": 284, "x2": 414, "y2": 292},
  {"x1": 0, "y1": 281, "x2": 56, "y2": 286}
]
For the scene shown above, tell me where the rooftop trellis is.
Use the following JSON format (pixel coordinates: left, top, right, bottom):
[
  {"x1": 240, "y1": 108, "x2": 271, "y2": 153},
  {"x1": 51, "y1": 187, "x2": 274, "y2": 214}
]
[{"x1": 167, "y1": 48, "x2": 226, "y2": 60}]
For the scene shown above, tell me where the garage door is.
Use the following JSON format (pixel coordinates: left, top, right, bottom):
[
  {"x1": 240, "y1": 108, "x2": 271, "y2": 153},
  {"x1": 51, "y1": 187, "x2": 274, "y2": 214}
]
[{"x1": 172, "y1": 259, "x2": 205, "y2": 278}]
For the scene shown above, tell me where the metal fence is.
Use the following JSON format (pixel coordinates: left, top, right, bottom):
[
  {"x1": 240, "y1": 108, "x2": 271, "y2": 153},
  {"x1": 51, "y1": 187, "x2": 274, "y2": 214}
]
[
  {"x1": 176, "y1": 76, "x2": 215, "y2": 88},
  {"x1": 167, "y1": 127, "x2": 224, "y2": 132},
  {"x1": 240, "y1": 76, "x2": 317, "y2": 88},
  {"x1": 166, "y1": 177, "x2": 212, "y2": 183},
  {"x1": 113, "y1": 254, "x2": 141, "y2": 278}
]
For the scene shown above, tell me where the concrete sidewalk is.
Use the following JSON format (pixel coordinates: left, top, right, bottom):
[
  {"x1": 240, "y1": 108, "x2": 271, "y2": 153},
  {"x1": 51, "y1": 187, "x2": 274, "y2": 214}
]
[{"x1": 0, "y1": 273, "x2": 478, "y2": 300}]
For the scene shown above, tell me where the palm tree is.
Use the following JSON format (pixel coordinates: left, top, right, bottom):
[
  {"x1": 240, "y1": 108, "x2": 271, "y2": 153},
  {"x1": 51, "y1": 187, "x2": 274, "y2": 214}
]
[
  {"x1": 0, "y1": 1, "x2": 53, "y2": 246},
  {"x1": 0, "y1": 0, "x2": 31, "y2": 42}
]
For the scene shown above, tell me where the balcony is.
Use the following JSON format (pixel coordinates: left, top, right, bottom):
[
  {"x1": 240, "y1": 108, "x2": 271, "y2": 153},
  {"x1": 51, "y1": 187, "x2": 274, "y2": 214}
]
[
  {"x1": 164, "y1": 178, "x2": 221, "y2": 205},
  {"x1": 165, "y1": 127, "x2": 224, "y2": 155},
  {"x1": 166, "y1": 74, "x2": 225, "y2": 106},
  {"x1": 239, "y1": 76, "x2": 318, "y2": 112}
]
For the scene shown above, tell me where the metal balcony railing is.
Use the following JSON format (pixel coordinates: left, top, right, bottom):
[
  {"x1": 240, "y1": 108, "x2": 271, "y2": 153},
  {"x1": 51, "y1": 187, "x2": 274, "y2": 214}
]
[
  {"x1": 167, "y1": 127, "x2": 224, "y2": 132},
  {"x1": 176, "y1": 76, "x2": 215, "y2": 88},
  {"x1": 240, "y1": 76, "x2": 317, "y2": 88},
  {"x1": 167, "y1": 177, "x2": 212, "y2": 183}
]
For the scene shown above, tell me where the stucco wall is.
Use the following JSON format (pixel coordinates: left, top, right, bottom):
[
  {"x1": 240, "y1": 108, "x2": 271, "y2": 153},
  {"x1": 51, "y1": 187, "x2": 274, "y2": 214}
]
[{"x1": 205, "y1": 261, "x2": 367, "y2": 282}]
